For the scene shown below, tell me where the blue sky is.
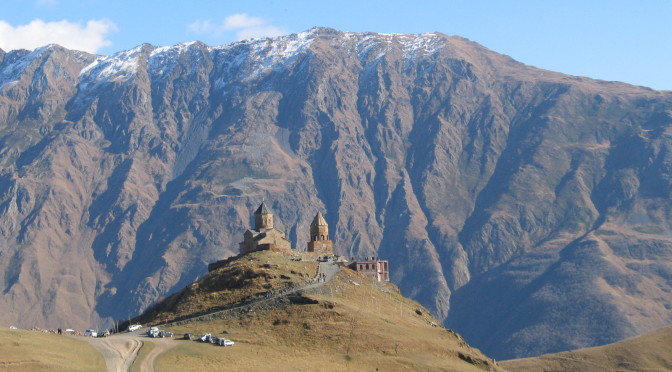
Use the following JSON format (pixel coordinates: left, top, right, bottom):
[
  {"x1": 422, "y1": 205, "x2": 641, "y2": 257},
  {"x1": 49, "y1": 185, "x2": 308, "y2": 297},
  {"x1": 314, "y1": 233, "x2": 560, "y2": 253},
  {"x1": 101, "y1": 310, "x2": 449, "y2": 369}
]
[{"x1": 1, "y1": 0, "x2": 670, "y2": 90}]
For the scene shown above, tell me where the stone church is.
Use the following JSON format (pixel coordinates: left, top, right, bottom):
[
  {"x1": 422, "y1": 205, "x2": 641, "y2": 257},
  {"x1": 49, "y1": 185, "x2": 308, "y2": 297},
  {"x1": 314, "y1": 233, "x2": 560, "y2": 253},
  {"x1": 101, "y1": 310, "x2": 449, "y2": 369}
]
[
  {"x1": 210, "y1": 202, "x2": 391, "y2": 282},
  {"x1": 239, "y1": 202, "x2": 292, "y2": 254},
  {"x1": 238, "y1": 202, "x2": 334, "y2": 256}
]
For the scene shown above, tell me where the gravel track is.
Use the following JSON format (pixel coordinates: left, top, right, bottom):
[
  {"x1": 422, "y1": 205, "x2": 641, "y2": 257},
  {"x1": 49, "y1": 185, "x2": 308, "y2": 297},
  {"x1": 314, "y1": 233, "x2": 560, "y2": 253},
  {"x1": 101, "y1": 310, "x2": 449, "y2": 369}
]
[{"x1": 78, "y1": 331, "x2": 176, "y2": 372}]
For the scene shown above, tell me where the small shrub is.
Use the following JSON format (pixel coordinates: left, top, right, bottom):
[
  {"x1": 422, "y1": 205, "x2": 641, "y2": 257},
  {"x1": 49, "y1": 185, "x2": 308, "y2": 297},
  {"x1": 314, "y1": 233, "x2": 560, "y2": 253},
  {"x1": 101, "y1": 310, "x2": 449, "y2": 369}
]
[{"x1": 273, "y1": 319, "x2": 289, "y2": 326}]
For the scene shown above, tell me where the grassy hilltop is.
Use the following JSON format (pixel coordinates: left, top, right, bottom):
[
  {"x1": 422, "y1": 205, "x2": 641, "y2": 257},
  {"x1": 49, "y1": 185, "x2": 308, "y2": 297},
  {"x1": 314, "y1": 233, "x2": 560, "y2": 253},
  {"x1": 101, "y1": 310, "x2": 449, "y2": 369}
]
[{"x1": 137, "y1": 250, "x2": 503, "y2": 371}]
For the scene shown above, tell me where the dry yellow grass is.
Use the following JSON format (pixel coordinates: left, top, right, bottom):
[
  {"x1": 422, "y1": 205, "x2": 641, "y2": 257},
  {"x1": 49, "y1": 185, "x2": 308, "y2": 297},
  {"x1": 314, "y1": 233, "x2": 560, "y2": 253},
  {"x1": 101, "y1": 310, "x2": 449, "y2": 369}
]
[
  {"x1": 0, "y1": 328, "x2": 105, "y2": 371},
  {"x1": 139, "y1": 250, "x2": 318, "y2": 323},
  {"x1": 501, "y1": 325, "x2": 672, "y2": 372},
  {"x1": 143, "y1": 251, "x2": 503, "y2": 371}
]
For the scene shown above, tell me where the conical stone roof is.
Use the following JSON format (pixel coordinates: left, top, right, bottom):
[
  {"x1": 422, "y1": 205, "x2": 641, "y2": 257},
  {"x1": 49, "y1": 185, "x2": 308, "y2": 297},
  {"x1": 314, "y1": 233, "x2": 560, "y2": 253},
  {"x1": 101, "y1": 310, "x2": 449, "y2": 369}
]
[
  {"x1": 255, "y1": 202, "x2": 272, "y2": 215},
  {"x1": 311, "y1": 211, "x2": 328, "y2": 226}
]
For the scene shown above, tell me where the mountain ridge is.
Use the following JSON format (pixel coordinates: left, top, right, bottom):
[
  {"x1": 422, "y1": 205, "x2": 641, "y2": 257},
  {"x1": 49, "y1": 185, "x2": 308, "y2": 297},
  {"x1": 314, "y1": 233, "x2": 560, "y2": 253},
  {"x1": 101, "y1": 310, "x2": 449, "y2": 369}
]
[{"x1": 1, "y1": 27, "x2": 672, "y2": 359}]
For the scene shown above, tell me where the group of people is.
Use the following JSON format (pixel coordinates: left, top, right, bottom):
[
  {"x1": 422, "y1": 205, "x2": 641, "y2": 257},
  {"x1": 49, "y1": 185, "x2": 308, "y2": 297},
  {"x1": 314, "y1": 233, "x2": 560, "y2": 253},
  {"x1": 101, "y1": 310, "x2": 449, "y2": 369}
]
[{"x1": 263, "y1": 283, "x2": 298, "y2": 299}]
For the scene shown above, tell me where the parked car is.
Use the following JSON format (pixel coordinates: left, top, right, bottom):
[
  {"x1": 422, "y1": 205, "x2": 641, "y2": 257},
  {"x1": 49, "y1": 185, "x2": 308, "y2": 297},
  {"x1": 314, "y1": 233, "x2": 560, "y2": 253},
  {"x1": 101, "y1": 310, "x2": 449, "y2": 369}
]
[
  {"x1": 184, "y1": 333, "x2": 194, "y2": 340},
  {"x1": 64, "y1": 328, "x2": 75, "y2": 334},
  {"x1": 158, "y1": 331, "x2": 174, "y2": 338},
  {"x1": 146, "y1": 327, "x2": 159, "y2": 337},
  {"x1": 85, "y1": 329, "x2": 97, "y2": 337},
  {"x1": 218, "y1": 339, "x2": 235, "y2": 347},
  {"x1": 8, "y1": 326, "x2": 17, "y2": 330},
  {"x1": 198, "y1": 333, "x2": 212, "y2": 342},
  {"x1": 127, "y1": 324, "x2": 142, "y2": 332}
]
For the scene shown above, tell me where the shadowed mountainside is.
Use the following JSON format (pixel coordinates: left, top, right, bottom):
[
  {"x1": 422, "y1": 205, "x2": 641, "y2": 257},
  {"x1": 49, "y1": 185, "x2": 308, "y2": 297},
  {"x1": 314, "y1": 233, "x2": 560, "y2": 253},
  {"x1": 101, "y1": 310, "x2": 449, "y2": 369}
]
[{"x1": 1, "y1": 28, "x2": 672, "y2": 359}]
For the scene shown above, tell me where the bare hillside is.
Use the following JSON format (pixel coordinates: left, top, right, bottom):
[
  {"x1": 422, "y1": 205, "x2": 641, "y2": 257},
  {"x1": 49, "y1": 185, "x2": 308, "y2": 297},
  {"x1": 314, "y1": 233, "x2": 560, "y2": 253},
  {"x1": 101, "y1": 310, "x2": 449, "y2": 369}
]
[{"x1": 502, "y1": 325, "x2": 672, "y2": 371}]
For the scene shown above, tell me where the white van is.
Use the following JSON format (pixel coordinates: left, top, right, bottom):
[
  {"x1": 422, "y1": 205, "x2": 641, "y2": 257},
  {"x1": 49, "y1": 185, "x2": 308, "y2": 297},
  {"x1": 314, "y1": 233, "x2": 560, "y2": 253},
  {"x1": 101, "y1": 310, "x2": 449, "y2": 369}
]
[{"x1": 85, "y1": 329, "x2": 97, "y2": 337}]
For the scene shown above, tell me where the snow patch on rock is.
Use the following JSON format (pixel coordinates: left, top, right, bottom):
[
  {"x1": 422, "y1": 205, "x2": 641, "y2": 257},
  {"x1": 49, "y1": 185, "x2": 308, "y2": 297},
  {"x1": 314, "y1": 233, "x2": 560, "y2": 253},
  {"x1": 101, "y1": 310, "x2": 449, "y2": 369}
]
[
  {"x1": 211, "y1": 31, "x2": 314, "y2": 89},
  {"x1": 80, "y1": 45, "x2": 144, "y2": 85},
  {"x1": 148, "y1": 41, "x2": 203, "y2": 79},
  {"x1": 0, "y1": 48, "x2": 42, "y2": 90}
]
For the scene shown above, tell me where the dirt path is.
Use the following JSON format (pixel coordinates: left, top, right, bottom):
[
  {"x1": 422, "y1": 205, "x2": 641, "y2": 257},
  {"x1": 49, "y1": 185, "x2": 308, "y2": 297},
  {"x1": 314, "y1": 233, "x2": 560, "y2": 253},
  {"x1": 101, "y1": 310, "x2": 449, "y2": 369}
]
[
  {"x1": 77, "y1": 331, "x2": 177, "y2": 372},
  {"x1": 303, "y1": 261, "x2": 340, "y2": 291},
  {"x1": 140, "y1": 337, "x2": 176, "y2": 372},
  {"x1": 83, "y1": 335, "x2": 141, "y2": 372}
]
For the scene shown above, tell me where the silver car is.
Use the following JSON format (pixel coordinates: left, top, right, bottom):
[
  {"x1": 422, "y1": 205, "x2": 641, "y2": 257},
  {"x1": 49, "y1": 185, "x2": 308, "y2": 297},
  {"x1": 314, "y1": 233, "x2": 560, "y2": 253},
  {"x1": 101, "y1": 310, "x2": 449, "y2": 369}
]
[{"x1": 84, "y1": 329, "x2": 97, "y2": 337}]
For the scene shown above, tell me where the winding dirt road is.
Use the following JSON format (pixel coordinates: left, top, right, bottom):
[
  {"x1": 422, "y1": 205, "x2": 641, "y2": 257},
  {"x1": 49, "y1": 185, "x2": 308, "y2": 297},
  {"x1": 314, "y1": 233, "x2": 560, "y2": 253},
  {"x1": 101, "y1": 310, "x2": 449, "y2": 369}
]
[
  {"x1": 77, "y1": 331, "x2": 176, "y2": 372},
  {"x1": 139, "y1": 337, "x2": 175, "y2": 372}
]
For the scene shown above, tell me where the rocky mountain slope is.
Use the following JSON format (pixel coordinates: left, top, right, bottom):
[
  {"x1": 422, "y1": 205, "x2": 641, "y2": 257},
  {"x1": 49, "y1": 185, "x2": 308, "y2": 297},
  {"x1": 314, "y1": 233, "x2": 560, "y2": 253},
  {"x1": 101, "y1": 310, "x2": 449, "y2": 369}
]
[{"x1": 1, "y1": 27, "x2": 672, "y2": 359}]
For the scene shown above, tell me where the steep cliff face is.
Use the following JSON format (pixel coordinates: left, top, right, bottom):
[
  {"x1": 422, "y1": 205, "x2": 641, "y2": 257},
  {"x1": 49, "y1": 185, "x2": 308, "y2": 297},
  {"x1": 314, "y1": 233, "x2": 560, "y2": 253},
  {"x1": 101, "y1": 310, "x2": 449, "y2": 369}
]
[{"x1": 1, "y1": 28, "x2": 672, "y2": 359}]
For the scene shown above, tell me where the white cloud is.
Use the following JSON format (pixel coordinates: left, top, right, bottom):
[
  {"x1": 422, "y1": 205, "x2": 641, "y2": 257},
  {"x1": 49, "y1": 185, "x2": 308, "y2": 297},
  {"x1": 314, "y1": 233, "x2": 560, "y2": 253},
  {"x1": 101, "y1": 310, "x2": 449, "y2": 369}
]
[
  {"x1": 0, "y1": 19, "x2": 117, "y2": 54},
  {"x1": 188, "y1": 13, "x2": 289, "y2": 41},
  {"x1": 222, "y1": 14, "x2": 265, "y2": 30}
]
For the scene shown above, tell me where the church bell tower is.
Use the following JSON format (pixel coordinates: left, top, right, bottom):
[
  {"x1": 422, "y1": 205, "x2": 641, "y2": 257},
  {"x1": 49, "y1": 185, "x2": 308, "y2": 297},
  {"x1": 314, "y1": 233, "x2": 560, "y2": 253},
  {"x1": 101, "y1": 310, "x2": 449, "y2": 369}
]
[
  {"x1": 254, "y1": 202, "x2": 274, "y2": 231},
  {"x1": 307, "y1": 211, "x2": 333, "y2": 255}
]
